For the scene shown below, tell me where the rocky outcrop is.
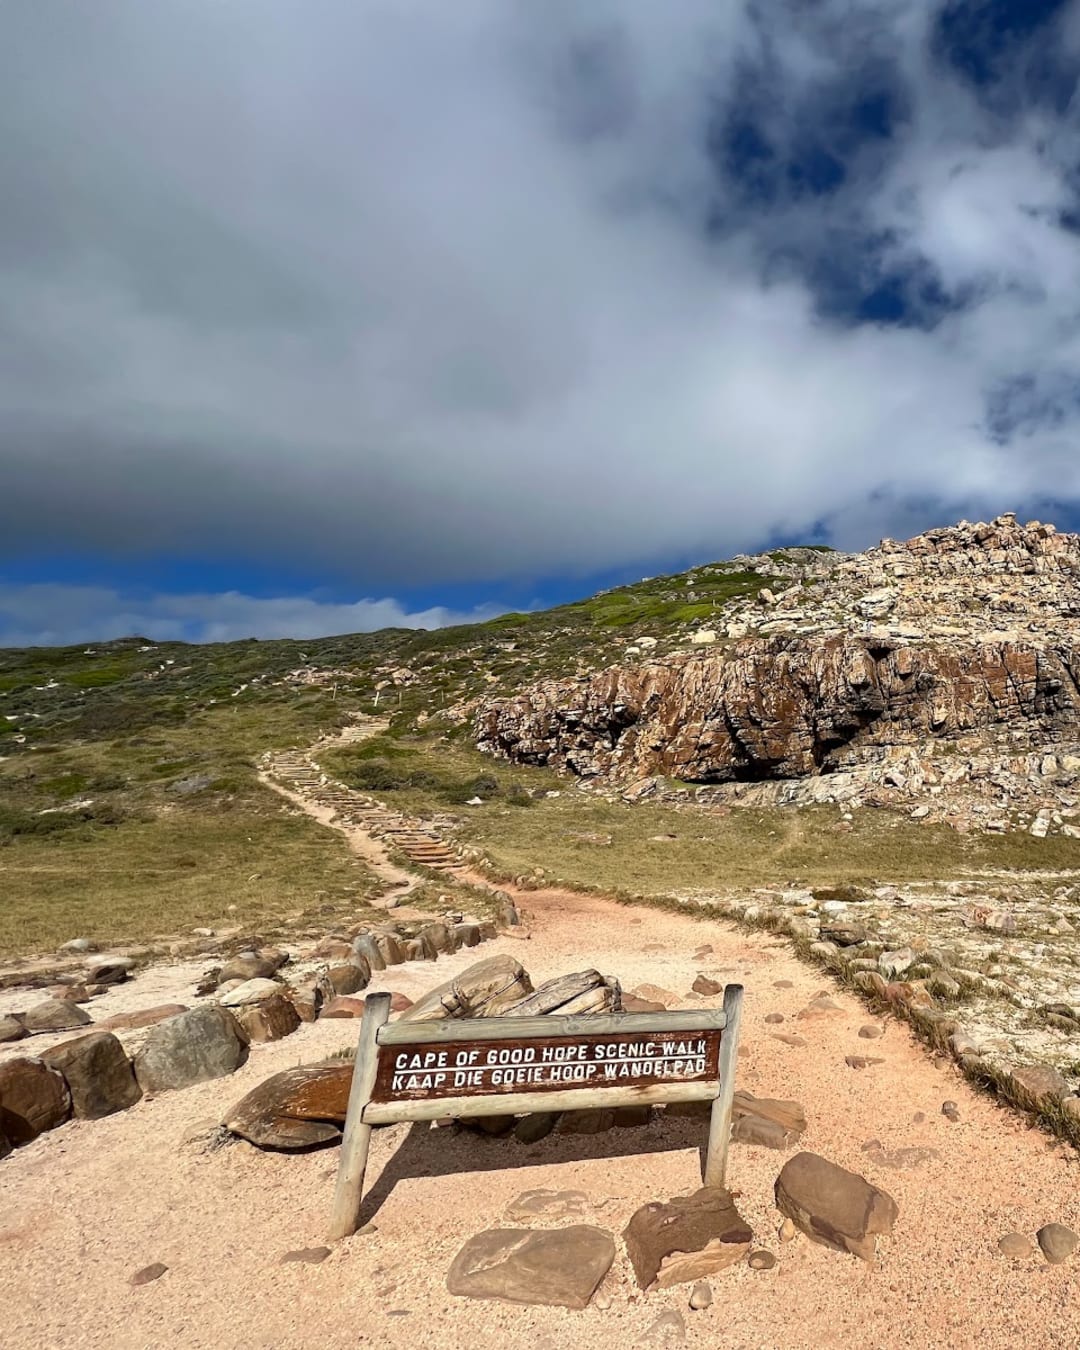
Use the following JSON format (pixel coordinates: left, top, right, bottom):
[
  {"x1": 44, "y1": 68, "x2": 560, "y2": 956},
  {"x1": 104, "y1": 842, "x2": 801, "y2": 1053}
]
[
  {"x1": 476, "y1": 517, "x2": 1080, "y2": 806},
  {"x1": 446, "y1": 1226, "x2": 615, "y2": 1308}
]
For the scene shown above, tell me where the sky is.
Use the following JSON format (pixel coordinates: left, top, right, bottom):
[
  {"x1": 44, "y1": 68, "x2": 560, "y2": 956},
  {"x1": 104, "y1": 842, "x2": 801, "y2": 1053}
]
[{"x1": 3, "y1": 0, "x2": 1080, "y2": 645}]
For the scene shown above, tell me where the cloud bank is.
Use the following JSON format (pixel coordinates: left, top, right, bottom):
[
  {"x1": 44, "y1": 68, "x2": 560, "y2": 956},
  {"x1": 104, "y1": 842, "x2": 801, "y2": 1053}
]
[{"x1": 2, "y1": 0, "x2": 1080, "y2": 604}]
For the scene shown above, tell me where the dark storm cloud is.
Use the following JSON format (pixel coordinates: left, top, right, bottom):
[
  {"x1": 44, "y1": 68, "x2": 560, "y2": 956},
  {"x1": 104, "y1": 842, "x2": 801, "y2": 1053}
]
[{"x1": 3, "y1": 0, "x2": 1080, "y2": 598}]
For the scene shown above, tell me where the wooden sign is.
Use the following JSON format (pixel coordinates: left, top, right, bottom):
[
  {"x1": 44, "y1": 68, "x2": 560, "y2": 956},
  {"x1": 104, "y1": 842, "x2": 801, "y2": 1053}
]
[{"x1": 328, "y1": 986, "x2": 743, "y2": 1241}]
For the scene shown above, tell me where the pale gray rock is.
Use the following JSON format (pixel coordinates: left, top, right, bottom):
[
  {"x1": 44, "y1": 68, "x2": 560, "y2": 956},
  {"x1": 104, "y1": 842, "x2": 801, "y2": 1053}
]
[
  {"x1": 446, "y1": 1226, "x2": 615, "y2": 1309},
  {"x1": 133, "y1": 1006, "x2": 248, "y2": 1093}
]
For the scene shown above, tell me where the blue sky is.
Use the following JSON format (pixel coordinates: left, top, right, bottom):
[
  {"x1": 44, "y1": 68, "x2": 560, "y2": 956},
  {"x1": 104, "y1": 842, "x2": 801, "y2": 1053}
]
[{"x1": 2, "y1": 0, "x2": 1080, "y2": 645}]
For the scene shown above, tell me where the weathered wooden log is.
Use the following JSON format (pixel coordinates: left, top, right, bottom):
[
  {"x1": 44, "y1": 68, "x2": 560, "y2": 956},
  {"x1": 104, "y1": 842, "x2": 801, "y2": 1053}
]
[
  {"x1": 398, "y1": 955, "x2": 533, "y2": 1023},
  {"x1": 501, "y1": 970, "x2": 620, "y2": 1018}
]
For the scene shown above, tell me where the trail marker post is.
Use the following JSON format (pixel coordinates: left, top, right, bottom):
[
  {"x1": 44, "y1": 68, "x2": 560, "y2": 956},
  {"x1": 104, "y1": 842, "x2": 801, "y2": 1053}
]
[{"x1": 328, "y1": 984, "x2": 744, "y2": 1241}]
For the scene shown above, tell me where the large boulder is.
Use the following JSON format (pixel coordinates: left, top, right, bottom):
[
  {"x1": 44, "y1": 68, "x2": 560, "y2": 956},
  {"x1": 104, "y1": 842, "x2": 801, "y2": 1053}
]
[
  {"x1": 351, "y1": 934, "x2": 386, "y2": 971},
  {"x1": 42, "y1": 1032, "x2": 141, "y2": 1119},
  {"x1": 0, "y1": 1057, "x2": 72, "y2": 1145},
  {"x1": 399, "y1": 954, "x2": 533, "y2": 1022},
  {"x1": 327, "y1": 962, "x2": 369, "y2": 996},
  {"x1": 775, "y1": 1152, "x2": 898, "y2": 1261},
  {"x1": 224, "y1": 1063, "x2": 350, "y2": 1149},
  {"x1": 219, "y1": 978, "x2": 283, "y2": 1008},
  {"x1": 19, "y1": 998, "x2": 92, "y2": 1033},
  {"x1": 97, "y1": 1004, "x2": 187, "y2": 1031},
  {"x1": 623, "y1": 1188, "x2": 753, "y2": 1289},
  {"x1": 446, "y1": 1226, "x2": 615, "y2": 1309},
  {"x1": 133, "y1": 1006, "x2": 249, "y2": 1094}
]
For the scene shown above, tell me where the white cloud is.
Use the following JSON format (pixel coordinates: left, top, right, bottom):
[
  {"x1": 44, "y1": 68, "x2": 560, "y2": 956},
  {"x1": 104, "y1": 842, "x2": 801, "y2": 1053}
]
[{"x1": 0, "y1": 583, "x2": 507, "y2": 648}]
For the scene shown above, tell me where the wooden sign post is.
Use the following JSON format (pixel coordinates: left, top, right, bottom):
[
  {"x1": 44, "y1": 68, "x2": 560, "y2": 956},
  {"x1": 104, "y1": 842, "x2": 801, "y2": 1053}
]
[{"x1": 328, "y1": 984, "x2": 743, "y2": 1241}]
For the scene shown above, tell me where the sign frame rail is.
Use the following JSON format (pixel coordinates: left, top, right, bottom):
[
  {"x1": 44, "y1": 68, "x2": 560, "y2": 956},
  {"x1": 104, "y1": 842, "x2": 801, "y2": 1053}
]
[{"x1": 328, "y1": 983, "x2": 743, "y2": 1241}]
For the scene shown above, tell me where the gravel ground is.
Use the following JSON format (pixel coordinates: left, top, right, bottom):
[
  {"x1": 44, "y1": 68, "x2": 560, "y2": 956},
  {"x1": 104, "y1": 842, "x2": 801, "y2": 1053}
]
[{"x1": 3, "y1": 887, "x2": 1080, "y2": 1349}]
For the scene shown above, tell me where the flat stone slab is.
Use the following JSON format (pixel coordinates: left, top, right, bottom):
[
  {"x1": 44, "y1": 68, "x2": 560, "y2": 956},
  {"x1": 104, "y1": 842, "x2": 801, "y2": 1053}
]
[
  {"x1": 624, "y1": 1187, "x2": 753, "y2": 1289},
  {"x1": 446, "y1": 1225, "x2": 614, "y2": 1309},
  {"x1": 224, "y1": 1063, "x2": 351, "y2": 1149}
]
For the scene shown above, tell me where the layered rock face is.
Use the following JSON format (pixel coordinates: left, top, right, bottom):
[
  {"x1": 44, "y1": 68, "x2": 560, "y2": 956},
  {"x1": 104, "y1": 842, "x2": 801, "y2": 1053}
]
[{"x1": 476, "y1": 516, "x2": 1080, "y2": 789}]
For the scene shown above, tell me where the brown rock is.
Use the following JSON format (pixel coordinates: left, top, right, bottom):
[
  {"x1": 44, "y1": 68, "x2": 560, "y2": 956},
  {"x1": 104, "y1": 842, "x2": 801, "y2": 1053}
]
[
  {"x1": 505, "y1": 1189, "x2": 588, "y2": 1221},
  {"x1": 731, "y1": 1092, "x2": 806, "y2": 1149},
  {"x1": 998, "y1": 1232, "x2": 1034, "y2": 1258},
  {"x1": 130, "y1": 1263, "x2": 168, "y2": 1286},
  {"x1": 319, "y1": 996, "x2": 367, "y2": 1019},
  {"x1": 219, "y1": 955, "x2": 279, "y2": 983},
  {"x1": 748, "y1": 1250, "x2": 776, "y2": 1270},
  {"x1": 613, "y1": 1105, "x2": 653, "y2": 1128},
  {"x1": 797, "y1": 994, "x2": 843, "y2": 1019},
  {"x1": 621, "y1": 994, "x2": 667, "y2": 1014},
  {"x1": 1006, "y1": 1064, "x2": 1070, "y2": 1110},
  {"x1": 623, "y1": 1188, "x2": 753, "y2": 1289},
  {"x1": 327, "y1": 963, "x2": 369, "y2": 997},
  {"x1": 236, "y1": 992, "x2": 301, "y2": 1042},
  {"x1": 41, "y1": 1032, "x2": 141, "y2": 1119},
  {"x1": 446, "y1": 1226, "x2": 615, "y2": 1309},
  {"x1": 1037, "y1": 1223, "x2": 1078, "y2": 1265},
  {"x1": 775, "y1": 1152, "x2": 897, "y2": 1261},
  {"x1": 845, "y1": 1056, "x2": 886, "y2": 1070},
  {"x1": 223, "y1": 1063, "x2": 351, "y2": 1149},
  {"x1": 858, "y1": 1024, "x2": 884, "y2": 1040},
  {"x1": 281, "y1": 1247, "x2": 331, "y2": 1264},
  {"x1": 763, "y1": 1012, "x2": 784, "y2": 1024},
  {"x1": 514, "y1": 1112, "x2": 559, "y2": 1143},
  {"x1": 0, "y1": 1057, "x2": 72, "y2": 1144},
  {"x1": 98, "y1": 1004, "x2": 188, "y2": 1032},
  {"x1": 941, "y1": 1100, "x2": 961, "y2": 1122},
  {"x1": 0, "y1": 1015, "x2": 28, "y2": 1043},
  {"x1": 770, "y1": 1032, "x2": 808, "y2": 1048},
  {"x1": 19, "y1": 997, "x2": 92, "y2": 1033},
  {"x1": 631, "y1": 984, "x2": 679, "y2": 1008},
  {"x1": 558, "y1": 1108, "x2": 614, "y2": 1135},
  {"x1": 692, "y1": 976, "x2": 722, "y2": 997}
]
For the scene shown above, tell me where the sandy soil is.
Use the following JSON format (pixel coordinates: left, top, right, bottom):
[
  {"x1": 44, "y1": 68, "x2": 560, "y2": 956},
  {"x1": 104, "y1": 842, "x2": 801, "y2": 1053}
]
[{"x1": 3, "y1": 886, "x2": 1080, "y2": 1350}]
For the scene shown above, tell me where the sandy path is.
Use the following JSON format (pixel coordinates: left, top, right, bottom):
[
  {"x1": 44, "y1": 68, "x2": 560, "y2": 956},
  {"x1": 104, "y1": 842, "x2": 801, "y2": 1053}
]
[{"x1": 3, "y1": 886, "x2": 1080, "y2": 1350}]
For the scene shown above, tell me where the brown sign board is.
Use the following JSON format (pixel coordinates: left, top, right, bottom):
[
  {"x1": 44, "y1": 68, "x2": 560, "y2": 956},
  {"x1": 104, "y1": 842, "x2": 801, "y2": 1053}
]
[{"x1": 327, "y1": 987, "x2": 744, "y2": 1243}]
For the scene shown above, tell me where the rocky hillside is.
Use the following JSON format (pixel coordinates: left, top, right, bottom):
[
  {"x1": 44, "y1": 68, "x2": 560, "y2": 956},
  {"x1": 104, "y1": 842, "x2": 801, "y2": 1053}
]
[{"x1": 476, "y1": 515, "x2": 1080, "y2": 835}]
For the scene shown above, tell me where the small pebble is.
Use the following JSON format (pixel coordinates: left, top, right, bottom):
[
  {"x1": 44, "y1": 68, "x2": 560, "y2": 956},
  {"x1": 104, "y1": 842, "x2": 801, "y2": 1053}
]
[
  {"x1": 858, "y1": 1024, "x2": 883, "y2": 1039},
  {"x1": 763, "y1": 1012, "x2": 785, "y2": 1024},
  {"x1": 912, "y1": 1112, "x2": 926, "y2": 1124},
  {"x1": 642, "y1": 1310, "x2": 686, "y2": 1341},
  {"x1": 281, "y1": 1247, "x2": 331, "y2": 1264},
  {"x1": 748, "y1": 1250, "x2": 777, "y2": 1271},
  {"x1": 773, "y1": 980, "x2": 794, "y2": 988},
  {"x1": 688, "y1": 1280, "x2": 713, "y2": 1309},
  {"x1": 130, "y1": 1263, "x2": 168, "y2": 1286},
  {"x1": 778, "y1": 1217, "x2": 796, "y2": 1243},
  {"x1": 998, "y1": 1232, "x2": 1034, "y2": 1258},
  {"x1": 1037, "y1": 1223, "x2": 1079, "y2": 1265},
  {"x1": 593, "y1": 1290, "x2": 613, "y2": 1311},
  {"x1": 942, "y1": 1101, "x2": 960, "y2": 1122}
]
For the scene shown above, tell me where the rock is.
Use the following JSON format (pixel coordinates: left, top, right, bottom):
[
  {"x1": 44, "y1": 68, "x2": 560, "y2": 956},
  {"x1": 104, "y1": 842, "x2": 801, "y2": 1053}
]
[
  {"x1": 858, "y1": 1025, "x2": 884, "y2": 1040},
  {"x1": 692, "y1": 976, "x2": 722, "y2": 996},
  {"x1": 288, "y1": 971, "x2": 334, "y2": 1023},
  {"x1": 218, "y1": 978, "x2": 282, "y2": 1007},
  {"x1": 505, "y1": 1189, "x2": 588, "y2": 1221},
  {"x1": 19, "y1": 997, "x2": 92, "y2": 1033},
  {"x1": 0, "y1": 1057, "x2": 71, "y2": 1144},
  {"x1": 860, "y1": 1141, "x2": 939, "y2": 1171},
  {"x1": 998, "y1": 1232, "x2": 1034, "y2": 1258},
  {"x1": 399, "y1": 955, "x2": 533, "y2": 1022},
  {"x1": 797, "y1": 994, "x2": 842, "y2": 1019},
  {"x1": 771, "y1": 1032, "x2": 808, "y2": 1048},
  {"x1": 219, "y1": 955, "x2": 279, "y2": 983},
  {"x1": 942, "y1": 1101, "x2": 960, "y2": 1122},
  {"x1": 98, "y1": 1005, "x2": 188, "y2": 1032},
  {"x1": 130, "y1": 1263, "x2": 168, "y2": 1286},
  {"x1": 763, "y1": 1012, "x2": 784, "y2": 1024},
  {"x1": 558, "y1": 1108, "x2": 615, "y2": 1135},
  {"x1": 59, "y1": 938, "x2": 98, "y2": 954},
  {"x1": 446, "y1": 1226, "x2": 615, "y2": 1309},
  {"x1": 623, "y1": 1188, "x2": 753, "y2": 1289},
  {"x1": 0, "y1": 1016, "x2": 28, "y2": 1043},
  {"x1": 845, "y1": 1056, "x2": 886, "y2": 1070},
  {"x1": 41, "y1": 1032, "x2": 141, "y2": 1119},
  {"x1": 731, "y1": 1092, "x2": 806, "y2": 1149},
  {"x1": 774, "y1": 1152, "x2": 898, "y2": 1262},
  {"x1": 748, "y1": 1249, "x2": 776, "y2": 1270},
  {"x1": 1037, "y1": 1223, "x2": 1078, "y2": 1265},
  {"x1": 631, "y1": 984, "x2": 679, "y2": 1007},
  {"x1": 235, "y1": 992, "x2": 301, "y2": 1042},
  {"x1": 614, "y1": 1105, "x2": 654, "y2": 1128},
  {"x1": 778, "y1": 1217, "x2": 796, "y2": 1243},
  {"x1": 85, "y1": 956, "x2": 135, "y2": 986},
  {"x1": 878, "y1": 949, "x2": 917, "y2": 980},
  {"x1": 133, "y1": 1006, "x2": 248, "y2": 1094},
  {"x1": 373, "y1": 932, "x2": 407, "y2": 966},
  {"x1": 223, "y1": 1063, "x2": 351, "y2": 1149},
  {"x1": 281, "y1": 1247, "x2": 331, "y2": 1264},
  {"x1": 1006, "y1": 1064, "x2": 1070, "y2": 1110},
  {"x1": 819, "y1": 923, "x2": 867, "y2": 947},
  {"x1": 514, "y1": 1112, "x2": 559, "y2": 1143},
  {"x1": 319, "y1": 996, "x2": 367, "y2": 1019},
  {"x1": 327, "y1": 964, "x2": 369, "y2": 997},
  {"x1": 351, "y1": 933, "x2": 386, "y2": 971},
  {"x1": 688, "y1": 1280, "x2": 712, "y2": 1309},
  {"x1": 641, "y1": 1310, "x2": 686, "y2": 1342},
  {"x1": 623, "y1": 995, "x2": 667, "y2": 1014}
]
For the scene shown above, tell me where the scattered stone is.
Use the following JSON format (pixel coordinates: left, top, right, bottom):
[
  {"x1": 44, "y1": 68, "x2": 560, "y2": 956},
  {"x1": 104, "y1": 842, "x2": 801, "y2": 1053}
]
[
  {"x1": 506, "y1": 1189, "x2": 588, "y2": 1221},
  {"x1": 623, "y1": 1188, "x2": 753, "y2": 1289},
  {"x1": 133, "y1": 1006, "x2": 248, "y2": 1094},
  {"x1": 319, "y1": 996, "x2": 367, "y2": 1019},
  {"x1": 773, "y1": 980, "x2": 794, "y2": 989},
  {"x1": 878, "y1": 949, "x2": 916, "y2": 980},
  {"x1": 640, "y1": 1310, "x2": 687, "y2": 1342},
  {"x1": 858, "y1": 1025, "x2": 884, "y2": 1040},
  {"x1": 85, "y1": 956, "x2": 135, "y2": 986},
  {"x1": 771, "y1": 1032, "x2": 808, "y2": 1048},
  {"x1": 694, "y1": 945, "x2": 714, "y2": 959},
  {"x1": 778, "y1": 1217, "x2": 796, "y2": 1243},
  {"x1": 59, "y1": 938, "x2": 98, "y2": 954},
  {"x1": 98, "y1": 1005, "x2": 187, "y2": 1032},
  {"x1": 630, "y1": 984, "x2": 679, "y2": 1008},
  {"x1": 819, "y1": 923, "x2": 868, "y2": 947},
  {"x1": 748, "y1": 1250, "x2": 777, "y2": 1270},
  {"x1": 130, "y1": 1263, "x2": 168, "y2": 1286},
  {"x1": 688, "y1": 1280, "x2": 713, "y2": 1309},
  {"x1": 860, "y1": 1140, "x2": 939, "y2": 1171},
  {"x1": 797, "y1": 994, "x2": 842, "y2": 1019},
  {"x1": 514, "y1": 1112, "x2": 559, "y2": 1144},
  {"x1": 219, "y1": 955, "x2": 279, "y2": 983},
  {"x1": 998, "y1": 1232, "x2": 1034, "y2": 1258},
  {"x1": 235, "y1": 992, "x2": 301, "y2": 1042},
  {"x1": 692, "y1": 976, "x2": 722, "y2": 996},
  {"x1": 763, "y1": 1012, "x2": 785, "y2": 1024},
  {"x1": 19, "y1": 997, "x2": 92, "y2": 1033},
  {"x1": 622, "y1": 994, "x2": 667, "y2": 1014},
  {"x1": 558, "y1": 1108, "x2": 615, "y2": 1135},
  {"x1": 775, "y1": 1152, "x2": 898, "y2": 1262},
  {"x1": 941, "y1": 1101, "x2": 960, "y2": 1123},
  {"x1": 327, "y1": 964, "x2": 369, "y2": 997},
  {"x1": 1006, "y1": 1064, "x2": 1070, "y2": 1110},
  {"x1": 281, "y1": 1247, "x2": 331, "y2": 1264},
  {"x1": 845, "y1": 1056, "x2": 886, "y2": 1070},
  {"x1": 0, "y1": 1016, "x2": 28, "y2": 1043},
  {"x1": 1037, "y1": 1223, "x2": 1078, "y2": 1265},
  {"x1": 446, "y1": 1226, "x2": 615, "y2": 1309},
  {"x1": 351, "y1": 934, "x2": 386, "y2": 971},
  {"x1": 0, "y1": 1057, "x2": 72, "y2": 1144},
  {"x1": 41, "y1": 1032, "x2": 141, "y2": 1119},
  {"x1": 219, "y1": 978, "x2": 282, "y2": 1007}
]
